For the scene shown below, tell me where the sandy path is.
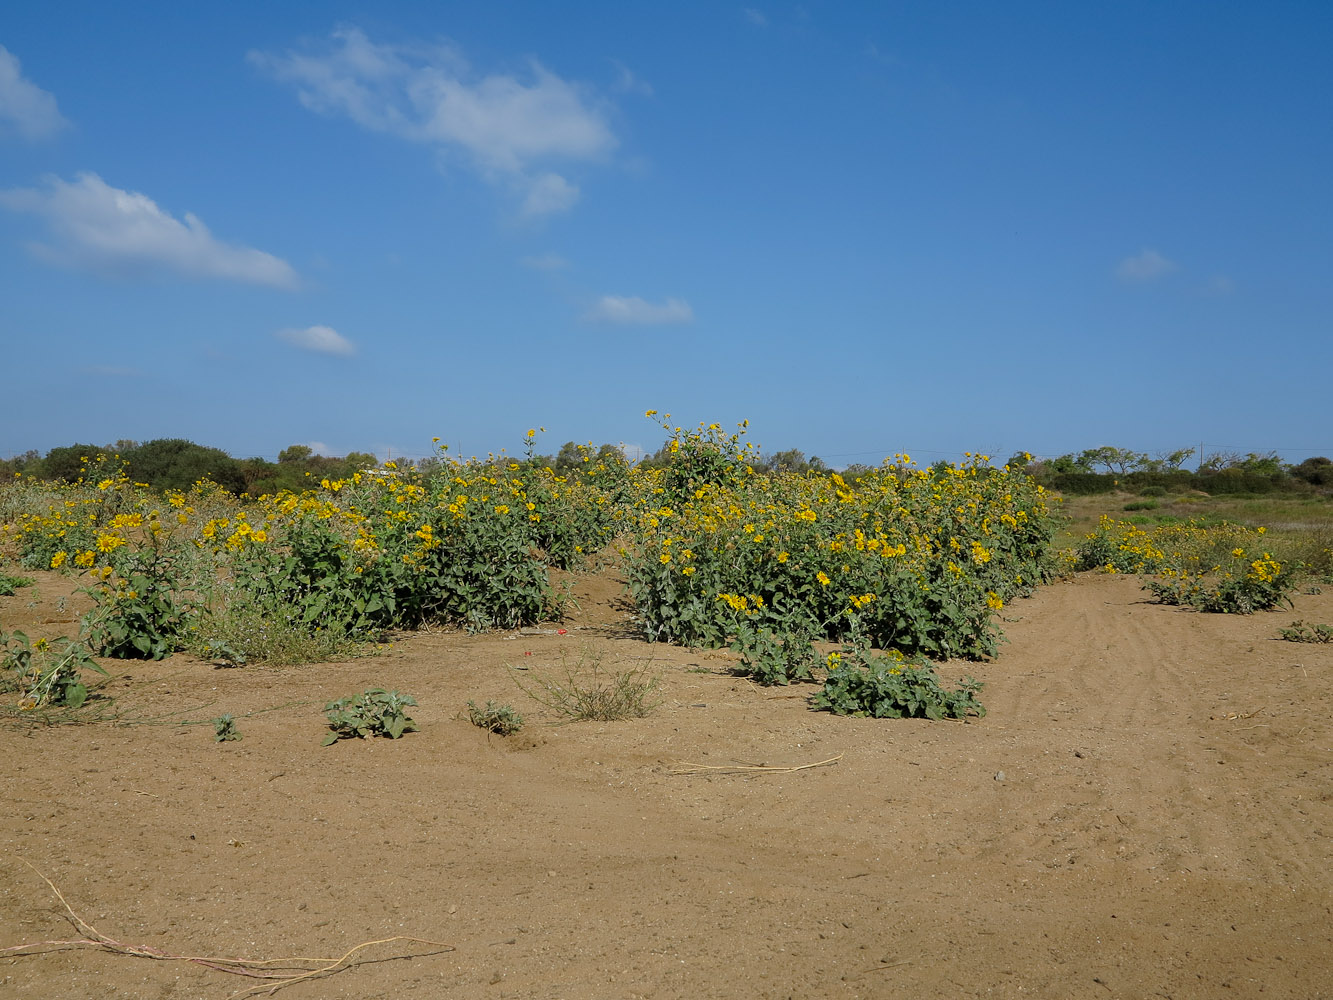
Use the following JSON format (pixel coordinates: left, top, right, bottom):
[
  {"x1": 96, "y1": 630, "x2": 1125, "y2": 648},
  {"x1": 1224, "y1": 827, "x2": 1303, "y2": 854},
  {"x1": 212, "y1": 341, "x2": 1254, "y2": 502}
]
[{"x1": 2, "y1": 571, "x2": 1330, "y2": 999}]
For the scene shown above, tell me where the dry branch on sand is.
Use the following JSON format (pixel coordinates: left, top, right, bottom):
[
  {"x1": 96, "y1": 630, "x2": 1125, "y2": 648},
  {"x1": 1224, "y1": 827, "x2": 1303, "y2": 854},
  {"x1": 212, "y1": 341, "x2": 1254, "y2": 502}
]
[
  {"x1": 669, "y1": 753, "x2": 842, "y2": 775},
  {"x1": 3, "y1": 861, "x2": 453, "y2": 997}
]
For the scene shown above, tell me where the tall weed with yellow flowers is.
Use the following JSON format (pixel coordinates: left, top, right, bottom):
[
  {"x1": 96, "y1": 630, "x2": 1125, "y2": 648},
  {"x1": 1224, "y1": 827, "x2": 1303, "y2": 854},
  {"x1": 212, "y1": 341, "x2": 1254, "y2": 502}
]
[{"x1": 623, "y1": 434, "x2": 1061, "y2": 661}]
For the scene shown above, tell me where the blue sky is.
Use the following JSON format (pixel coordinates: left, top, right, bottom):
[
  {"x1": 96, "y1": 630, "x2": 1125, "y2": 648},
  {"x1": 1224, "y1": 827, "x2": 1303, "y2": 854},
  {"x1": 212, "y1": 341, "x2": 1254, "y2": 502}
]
[{"x1": 2, "y1": 2, "x2": 1330, "y2": 467}]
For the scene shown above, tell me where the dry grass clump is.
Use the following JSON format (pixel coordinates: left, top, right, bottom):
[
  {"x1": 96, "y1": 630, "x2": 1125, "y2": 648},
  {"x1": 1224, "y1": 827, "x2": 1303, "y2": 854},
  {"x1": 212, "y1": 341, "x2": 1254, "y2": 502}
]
[{"x1": 513, "y1": 646, "x2": 662, "y2": 722}]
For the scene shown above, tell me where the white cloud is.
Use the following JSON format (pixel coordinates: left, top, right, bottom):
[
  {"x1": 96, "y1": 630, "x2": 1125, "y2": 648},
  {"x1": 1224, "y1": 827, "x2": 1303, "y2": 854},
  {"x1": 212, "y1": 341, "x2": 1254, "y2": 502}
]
[
  {"x1": 585, "y1": 295, "x2": 694, "y2": 325},
  {"x1": 251, "y1": 27, "x2": 615, "y2": 211},
  {"x1": 276, "y1": 324, "x2": 356, "y2": 356},
  {"x1": 1203, "y1": 274, "x2": 1234, "y2": 296},
  {"x1": 522, "y1": 171, "x2": 580, "y2": 216},
  {"x1": 520, "y1": 252, "x2": 571, "y2": 270},
  {"x1": 744, "y1": 8, "x2": 769, "y2": 26},
  {"x1": 0, "y1": 45, "x2": 68, "y2": 140},
  {"x1": 0, "y1": 172, "x2": 299, "y2": 288},
  {"x1": 1116, "y1": 248, "x2": 1178, "y2": 282}
]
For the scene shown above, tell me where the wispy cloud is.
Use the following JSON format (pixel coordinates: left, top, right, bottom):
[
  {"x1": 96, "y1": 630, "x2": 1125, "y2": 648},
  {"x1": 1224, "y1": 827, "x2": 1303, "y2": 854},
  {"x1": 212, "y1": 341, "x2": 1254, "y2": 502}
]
[
  {"x1": 521, "y1": 171, "x2": 580, "y2": 216},
  {"x1": 251, "y1": 27, "x2": 616, "y2": 216},
  {"x1": 1116, "y1": 248, "x2": 1178, "y2": 282},
  {"x1": 0, "y1": 172, "x2": 299, "y2": 288},
  {"x1": 610, "y1": 59, "x2": 653, "y2": 97},
  {"x1": 585, "y1": 295, "x2": 694, "y2": 325},
  {"x1": 520, "y1": 252, "x2": 571, "y2": 271},
  {"x1": 0, "y1": 45, "x2": 68, "y2": 140},
  {"x1": 276, "y1": 324, "x2": 356, "y2": 356},
  {"x1": 1203, "y1": 275, "x2": 1234, "y2": 296},
  {"x1": 743, "y1": 8, "x2": 769, "y2": 26}
]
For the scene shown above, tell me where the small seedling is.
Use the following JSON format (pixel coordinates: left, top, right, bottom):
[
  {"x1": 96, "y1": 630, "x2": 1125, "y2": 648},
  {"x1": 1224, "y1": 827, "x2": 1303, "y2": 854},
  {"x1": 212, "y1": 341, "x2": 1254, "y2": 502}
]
[
  {"x1": 323, "y1": 688, "x2": 418, "y2": 745},
  {"x1": 466, "y1": 699, "x2": 524, "y2": 736},
  {"x1": 212, "y1": 714, "x2": 242, "y2": 742}
]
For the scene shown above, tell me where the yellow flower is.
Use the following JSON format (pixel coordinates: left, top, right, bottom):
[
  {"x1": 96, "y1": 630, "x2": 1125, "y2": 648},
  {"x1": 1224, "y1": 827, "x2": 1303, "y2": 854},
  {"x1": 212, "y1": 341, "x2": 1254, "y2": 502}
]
[
  {"x1": 660, "y1": 552, "x2": 672, "y2": 564},
  {"x1": 816, "y1": 571, "x2": 831, "y2": 586},
  {"x1": 682, "y1": 566, "x2": 696, "y2": 576},
  {"x1": 777, "y1": 551, "x2": 789, "y2": 563},
  {"x1": 986, "y1": 592, "x2": 1004, "y2": 610},
  {"x1": 95, "y1": 533, "x2": 126, "y2": 554},
  {"x1": 50, "y1": 551, "x2": 67, "y2": 569},
  {"x1": 74, "y1": 550, "x2": 95, "y2": 568}
]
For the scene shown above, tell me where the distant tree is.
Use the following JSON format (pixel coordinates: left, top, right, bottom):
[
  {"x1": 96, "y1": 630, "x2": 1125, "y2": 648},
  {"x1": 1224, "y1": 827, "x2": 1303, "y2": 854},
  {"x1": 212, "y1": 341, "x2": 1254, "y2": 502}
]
[
  {"x1": 769, "y1": 448, "x2": 809, "y2": 474},
  {"x1": 0, "y1": 449, "x2": 41, "y2": 479},
  {"x1": 553, "y1": 441, "x2": 582, "y2": 472},
  {"x1": 1047, "y1": 453, "x2": 1089, "y2": 474},
  {"x1": 42, "y1": 444, "x2": 111, "y2": 482},
  {"x1": 127, "y1": 439, "x2": 244, "y2": 492},
  {"x1": 1146, "y1": 447, "x2": 1195, "y2": 472},
  {"x1": 1291, "y1": 456, "x2": 1333, "y2": 486},
  {"x1": 278, "y1": 444, "x2": 314, "y2": 463},
  {"x1": 1237, "y1": 451, "x2": 1284, "y2": 475},
  {"x1": 1199, "y1": 450, "x2": 1242, "y2": 472},
  {"x1": 1077, "y1": 446, "x2": 1148, "y2": 475}
]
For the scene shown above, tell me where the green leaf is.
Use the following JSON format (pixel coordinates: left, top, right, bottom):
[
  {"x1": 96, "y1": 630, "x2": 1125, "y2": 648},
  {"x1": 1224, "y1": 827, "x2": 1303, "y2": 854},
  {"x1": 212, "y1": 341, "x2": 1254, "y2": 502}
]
[{"x1": 321, "y1": 732, "x2": 339, "y2": 746}]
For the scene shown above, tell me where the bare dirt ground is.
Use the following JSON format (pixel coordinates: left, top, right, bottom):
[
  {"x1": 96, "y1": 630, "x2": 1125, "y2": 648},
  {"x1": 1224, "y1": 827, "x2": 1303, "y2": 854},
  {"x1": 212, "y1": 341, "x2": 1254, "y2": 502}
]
[{"x1": 2, "y1": 568, "x2": 1331, "y2": 999}]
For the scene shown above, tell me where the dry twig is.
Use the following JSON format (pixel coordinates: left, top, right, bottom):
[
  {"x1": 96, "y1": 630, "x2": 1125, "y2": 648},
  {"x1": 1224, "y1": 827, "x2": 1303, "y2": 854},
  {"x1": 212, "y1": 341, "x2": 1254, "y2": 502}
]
[
  {"x1": 3, "y1": 861, "x2": 453, "y2": 997},
  {"x1": 670, "y1": 753, "x2": 842, "y2": 775}
]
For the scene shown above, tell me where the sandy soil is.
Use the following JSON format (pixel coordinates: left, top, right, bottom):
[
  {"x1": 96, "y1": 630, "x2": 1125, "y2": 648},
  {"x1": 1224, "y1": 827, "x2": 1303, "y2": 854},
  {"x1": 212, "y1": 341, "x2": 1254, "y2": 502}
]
[{"x1": 2, "y1": 568, "x2": 1331, "y2": 1000}]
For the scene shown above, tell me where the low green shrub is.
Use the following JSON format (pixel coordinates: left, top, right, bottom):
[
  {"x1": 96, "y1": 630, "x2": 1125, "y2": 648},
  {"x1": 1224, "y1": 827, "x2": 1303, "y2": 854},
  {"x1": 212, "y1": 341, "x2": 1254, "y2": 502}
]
[
  {"x1": 1278, "y1": 620, "x2": 1333, "y2": 643},
  {"x1": 1145, "y1": 553, "x2": 1295, "y2": 614},
  {"x1": 2, "y1": 630, "x2": 108, "y2": 709},
  {"x1": 813, "y1": 647, "x2": 985, "y2": 720},
  {"x1": 466, "y1": 699, "x2": 524, "y2": 735},
  {"x1": 729, "y1": 620, "x2": 819, "y2": 686},
  {"x1": 0, "y1": 571, "x2": 35, "y2": 596},
  {"x1": 322, "y1": 688, "x2": 418, "y2": 744}
]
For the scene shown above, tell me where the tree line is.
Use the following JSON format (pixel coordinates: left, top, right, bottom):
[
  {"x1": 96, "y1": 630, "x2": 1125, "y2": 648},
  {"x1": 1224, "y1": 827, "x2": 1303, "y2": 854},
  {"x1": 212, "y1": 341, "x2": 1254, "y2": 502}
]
[{"x1": 2, "y1": 439, "x2": 1328, "y2": 496}]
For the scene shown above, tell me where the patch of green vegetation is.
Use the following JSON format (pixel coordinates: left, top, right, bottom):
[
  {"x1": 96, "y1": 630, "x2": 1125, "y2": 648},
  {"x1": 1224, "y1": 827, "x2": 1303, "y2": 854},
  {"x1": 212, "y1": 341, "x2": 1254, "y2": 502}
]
[
  {"x1": 323, "y1": 688, "x2": 418, "y2": 745},
  {"x1": 466, "y1": 699, "x2": 524, "y2": 736},
  {"x1": 0, "y1": 571, "x2": 35, "y2": 596},
  {"x1": 1278, "y1": 620, "x2": 1333, "y2": 643},
  {"x1": 212, "y1": 714, "x2": 242, "y2": 741},
  {"x1": 813, "y1": 647, "x2": 985, "y2": 720}
]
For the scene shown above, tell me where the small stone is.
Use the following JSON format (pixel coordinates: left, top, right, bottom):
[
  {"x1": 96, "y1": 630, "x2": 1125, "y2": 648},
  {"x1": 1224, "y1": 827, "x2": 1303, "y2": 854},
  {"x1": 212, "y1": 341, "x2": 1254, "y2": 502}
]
[{"x1": 994, "y1": 771, "x2": 1006, "y2": 782}]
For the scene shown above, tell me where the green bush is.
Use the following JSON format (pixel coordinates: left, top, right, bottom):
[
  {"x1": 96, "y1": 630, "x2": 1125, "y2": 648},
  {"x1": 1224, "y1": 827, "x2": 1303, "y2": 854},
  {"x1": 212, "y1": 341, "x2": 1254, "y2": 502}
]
[
  {"x1": 323, "y1": 688, "x2": 418, "y2": 744},
  {"x1": 813, "y1": 648, "x2": 985, "y2": 720},
  {"x1": 466, "y1": 699, "x2": 524, "y2": 735}
]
